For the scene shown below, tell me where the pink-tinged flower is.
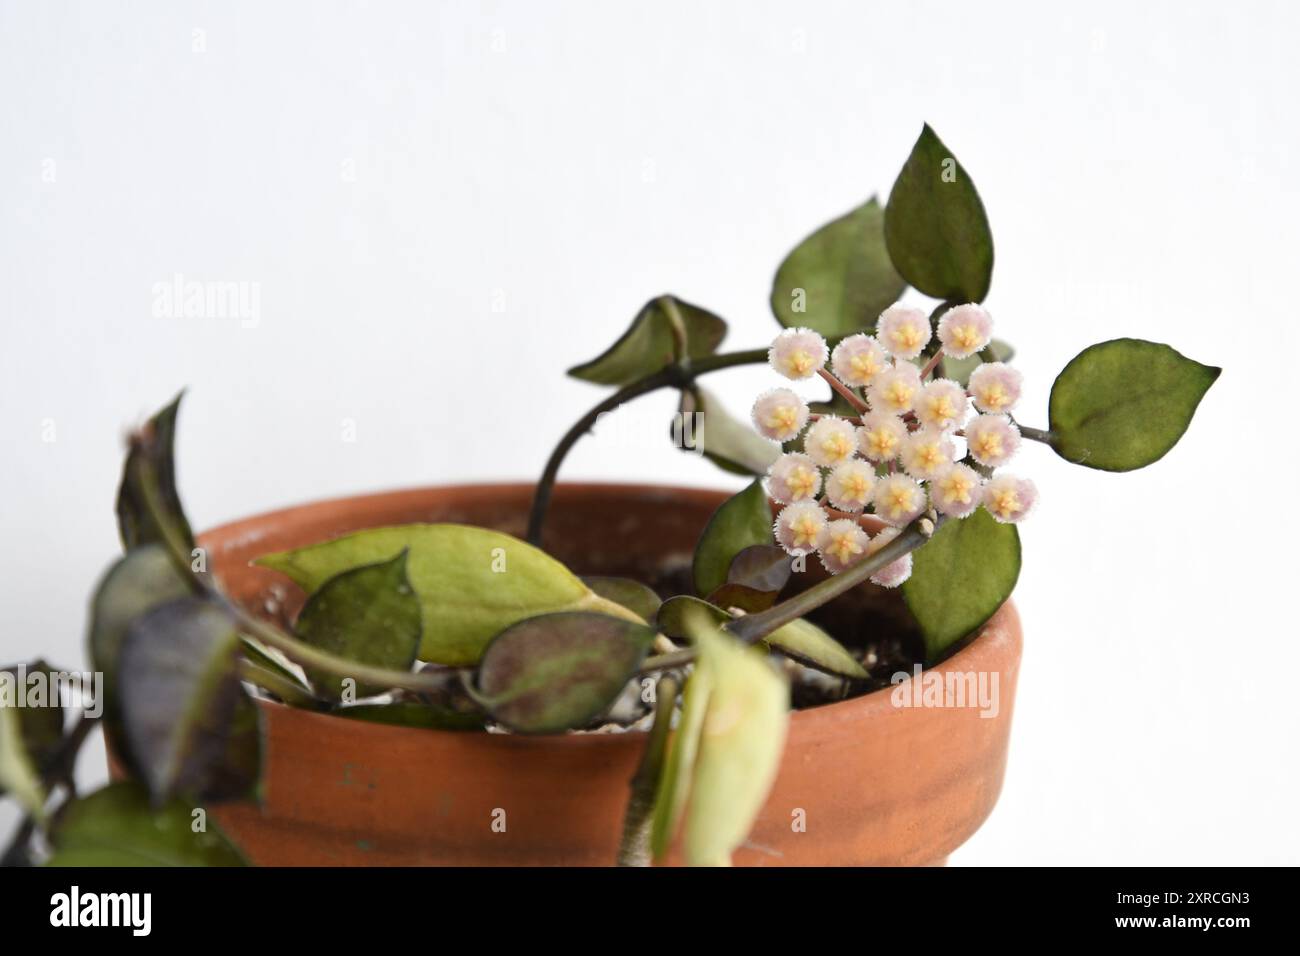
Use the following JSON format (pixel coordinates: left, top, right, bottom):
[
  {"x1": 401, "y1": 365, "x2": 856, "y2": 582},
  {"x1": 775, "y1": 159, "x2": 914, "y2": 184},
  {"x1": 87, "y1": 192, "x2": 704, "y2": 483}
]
[
  {"x1": 968, "y1": 362, "x2": 1023, "y2": 415},
  {"x1": 937, "y1": 304, "x2": 993, "y2": 359},
  {"x1": 865, "y1": 526, "x2": 912, "y2": 588},
  {"x1": 803, "y1": 415, "x2": 857, "y2": 468},
  {"x1": 965, "y1": 414, "x2": 1021, "y2": 468},
  {"x1": 871, "y1": 473, "x2": 927, "y2": 527},
  {"x1": 769, "y1": 327, "x2": 829, "y2": 380},
  {"x1": 774, "y1": 501, "x2": 828, "y2": 556},
  {"x1": 876, "y1": 305, "x2": 931, "y2": 360},
  {"x1": 914, "y1": 378, "x2": 969, "y2": 432},
  {"x1": 825, "y1": 460, "x2": 876, "y2": 512},
  {"x1": 866, "y1": 361, "x2": 923, "y2": 416},
  {"x1": 830, "y1": 334, "x2": 888, "y2": 388},
  {"x1": 857, "y1": 412, "x2": 908, "y2": 463},
  {"x1": 816, "y1": 518, "x2": 870, "y2": 574},
  {"x1": 766, "y1": 452, "x2": 822, "y2": 504},
  {"x1": 931, "y1": 463, "x2": 983, "y2": 518},
  {"x1": 900, "y1": 430, "x2": 956, "y2": 481},
  {"x1": 983, "y1": 474, "x2": 1038, "y2": 524},
  {"x1": 750, "y1": 388, "x2": 809, "y2": 443}
]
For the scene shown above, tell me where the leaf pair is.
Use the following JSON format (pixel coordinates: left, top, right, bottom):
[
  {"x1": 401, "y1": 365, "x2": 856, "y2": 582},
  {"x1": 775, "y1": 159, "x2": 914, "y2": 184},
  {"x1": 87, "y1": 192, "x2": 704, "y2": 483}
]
[
  {"x1": 771, "y1": 125, "x2": 995, "y2": 339},
  {"x1": 96, "y1": 397, "x2": 263, "y2": 807}
]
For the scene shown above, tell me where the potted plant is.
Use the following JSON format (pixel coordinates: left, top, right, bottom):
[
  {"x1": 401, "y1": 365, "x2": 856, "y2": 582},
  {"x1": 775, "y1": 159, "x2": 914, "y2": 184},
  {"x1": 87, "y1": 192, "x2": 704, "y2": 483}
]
[{"x1": 1, "y1": 125, "x2": 1217, "y2": 867}]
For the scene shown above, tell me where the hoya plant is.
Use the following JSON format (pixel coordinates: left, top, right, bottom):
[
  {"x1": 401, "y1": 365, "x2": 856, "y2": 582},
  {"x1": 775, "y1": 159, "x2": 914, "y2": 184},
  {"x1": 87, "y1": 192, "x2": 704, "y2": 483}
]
[{"x1": 1, "y1": 125, "x2": 1217, "y2": 867}]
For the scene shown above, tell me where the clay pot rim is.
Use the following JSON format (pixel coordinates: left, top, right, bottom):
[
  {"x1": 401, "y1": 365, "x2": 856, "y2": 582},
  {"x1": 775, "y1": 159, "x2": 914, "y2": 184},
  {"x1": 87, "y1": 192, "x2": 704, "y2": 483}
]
[{"x1": 204, "y1": 480, "x2": 1020, "y2": 742}]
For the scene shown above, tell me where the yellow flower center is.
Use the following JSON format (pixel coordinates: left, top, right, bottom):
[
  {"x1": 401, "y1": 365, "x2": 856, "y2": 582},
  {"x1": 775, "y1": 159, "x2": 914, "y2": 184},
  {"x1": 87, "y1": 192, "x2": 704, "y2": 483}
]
[
  {"x1": 786, "y1": 349, "x2": 815, "y2": 377},
  {"x1": 924, "y1": 395, "x2": 957, "y2": 425},
  {"x1": 990, "y1": 488, "x2": 1020, "y2": 519},
  {"x1": 917, "y1": 444, "x2": 944, "y2": 471},
  {"x1": 891, "y1": 324, "x2": 924, "y2": 353},
  {"x1": 791, "y1": 515, "x2": 822, "y2": 548},
  {"x1": 977, "y1": 382, "x2": 1008, "y2": 411},
  {"x1": 884, "y1": 486, "x2": 917, "y2": 518},
  {"x1": 883, "y1": 381, "x2": 914, "y2": 411},
  {"x1": 821, "y1": 431, "x2": 853, "y2": 462},
  {"x1": 788, "y1": 466, "x2": 818, "y2": 500},
  {"x1": 866, "y1": 428, "x2": 899, "y2": 459},
  {"x1": 850, "y1": 352, "x2": 882, "y2": 380},
  {"x1": 974, "y1": 431, "x2": 1003, "y2": 460},
  {"x1": 953, "y1": 324, "x2": 981, "y2": 351},
  {"x1": 766, "y1": 405, "x2": 798, "y2": 437},
  {"x1": 826, "y1": 531, "x2": 864, "y2": 564},
  {"x1": 938, "y1": 472, "x2": 974, "y2": 505},
  {"x1": 839, "y1": 472, "x2": 872, "y2": 505}
]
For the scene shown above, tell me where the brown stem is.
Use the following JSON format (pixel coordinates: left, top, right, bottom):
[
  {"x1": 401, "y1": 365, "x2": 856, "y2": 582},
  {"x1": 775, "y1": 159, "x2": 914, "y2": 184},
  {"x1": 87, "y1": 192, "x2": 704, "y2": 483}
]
[
  {"x1": 526, "y1": 348, "x2": 769, "y2": 545},
  {"x1": 817, "y1": 368, "x2": 869, "y2": 414}
]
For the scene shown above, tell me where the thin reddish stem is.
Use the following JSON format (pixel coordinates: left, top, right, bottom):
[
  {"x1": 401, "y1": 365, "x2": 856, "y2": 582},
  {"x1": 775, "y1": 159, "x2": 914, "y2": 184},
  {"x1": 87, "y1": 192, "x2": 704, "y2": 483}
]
[{"x1": 816, "y1": 368, "x2": 869, "y2": 414}]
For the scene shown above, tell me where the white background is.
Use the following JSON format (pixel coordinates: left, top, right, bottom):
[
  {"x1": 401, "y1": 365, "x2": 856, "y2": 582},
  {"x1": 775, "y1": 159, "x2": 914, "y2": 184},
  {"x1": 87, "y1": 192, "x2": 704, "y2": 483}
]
[{"x1": 2, "y1": 0, "x2": 1297, "y2": 865}]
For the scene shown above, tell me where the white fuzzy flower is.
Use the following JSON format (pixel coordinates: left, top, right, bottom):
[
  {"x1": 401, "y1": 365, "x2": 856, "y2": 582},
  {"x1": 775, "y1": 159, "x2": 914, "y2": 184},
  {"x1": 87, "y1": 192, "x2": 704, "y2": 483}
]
[
  {"x1": 871, "y1": 473, "x2": 927, "y2": 527},
  {"x1": 857, "y1": 412, "x2": 908, "y2": 464},
  {"x1": 766, "y1": 452, "x2": 822, "y2": 504},
  {"x1": 964, "y1": 414, "x2": 1022, "y2": 469},
  {"x1": 866, "y1": 362, "x2": 923, "y2": 416},
  {"x1": 937, "y1": 304, "x2": 993, "y2": 359},
  {"x1": 968, "y1": 362, "x2": 1023, "y2": 415},
  {"x1": 931, "y1": 463, "x2": 983, "y2": 518},
  {"x1": 803, "y1": 415, "x2": 857, "y2": 468},
  {"x1": 876, "y1": 305, "x2": 931, "y2": 360},
  {"x1": 830, "y1": 334, "x2": 888, "y2": 388},
  {"x1": 825, "y1": 460, "x2": 876, "y2": 512},
  {"x1": 769, "y1": 327, "x2": 829, "y2": 380},
  {"x1": 865, "y1": 527, "x2": 913, "y2": 588},
  {"x1": 750, "y1": 388, "x2": 809, "y2": 443},
  {"x1": 900, "y1": 430, "x2": 956, "y2": 481},
  {"x1": 816, "y1": 518, "x2": 871, "y2": 575},
  {"x1": 914, "y1": 378, "x2": 969, "y2": 433},
  {"x1": 774, "y1": 501, "x2": 828, "y2": 556},
  {"x1": 983, "y1": 474, "x2": 1038, "y2": 524}
]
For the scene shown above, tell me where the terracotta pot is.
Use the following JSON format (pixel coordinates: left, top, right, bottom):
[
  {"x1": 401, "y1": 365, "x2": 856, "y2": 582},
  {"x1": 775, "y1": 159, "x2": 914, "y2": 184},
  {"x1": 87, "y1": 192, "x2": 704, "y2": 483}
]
[{"x1": 193, "y1": 482, "x2": 1021, "y2": 866}]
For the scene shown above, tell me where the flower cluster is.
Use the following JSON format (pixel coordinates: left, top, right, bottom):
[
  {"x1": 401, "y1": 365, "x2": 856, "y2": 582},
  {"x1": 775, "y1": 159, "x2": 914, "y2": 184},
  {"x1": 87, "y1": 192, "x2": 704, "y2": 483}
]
[{"x1": 754, "y1": 303, "x2": 1038, "y2": 585}]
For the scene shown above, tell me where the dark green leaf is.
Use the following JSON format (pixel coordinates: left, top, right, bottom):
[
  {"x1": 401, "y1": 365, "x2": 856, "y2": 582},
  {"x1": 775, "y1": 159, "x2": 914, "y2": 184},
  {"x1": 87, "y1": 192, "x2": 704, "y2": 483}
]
[
  {"x1": 692, "y1": 481, "x2": 774, "y2": 597},
  {"x1": 88, "y1": 544, "x2": 194, "y2": 774},
  {"x1": 333, "y1": 701, "x2": 484, "y2": 732},
  {"x1": 294, "y1": 551, "x2": 422, "y2": 700},
  {"x1": 118, "y1": 597, "x2": 263, "y2": 804},
  {"x1": 0, "y1": 698, "x2": 45, "y2": 820},
  {"x1": 1048, "y1": 338, "x2": 1220, "y2": 471},
  {"x1": 257, "y1": 523, "x2": 639, "y2": 666},
  {"x1": 884, "y1": 124, "x2": 994, "y2": 303},
  {"x1": 770, "y1": 197, "x2": 906, "y2": 336},
  {"x1": 706, "y1": 544, "x2": 791, "y2": 611},
  {"x1": 903, "y1": 509, "x2": 1020, "y2": 660},
  {"x1": 474, "y1": 612, "x2": 656, "y2": 734},
  {"x1": 116, "y1": 392, "x2": 195, "y2": 553},
  {"x1": 568, "y1": 296, "x2": 727, "y2": 386},
  {"x1": 0, "y1": 660, "x2": 65, "y2": 777},
  {"x1": 581, "y1": 576, "x2": 661, "y2": 622},
  {"x1": 677, "y1": 386, "x2": 781, "y2": 477},
  {"x1": 940, "y1": 338, "x2": 1015, "y2": 386},
  {"x1": 46, "y1": 782, "x2": 247, "y2": 866}
]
